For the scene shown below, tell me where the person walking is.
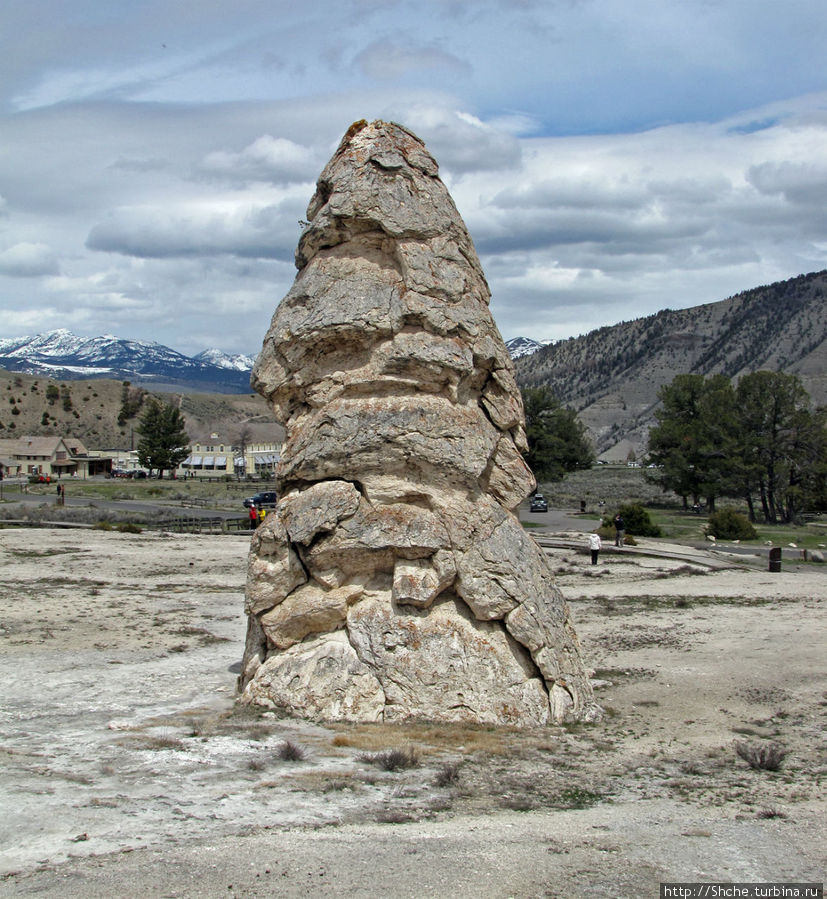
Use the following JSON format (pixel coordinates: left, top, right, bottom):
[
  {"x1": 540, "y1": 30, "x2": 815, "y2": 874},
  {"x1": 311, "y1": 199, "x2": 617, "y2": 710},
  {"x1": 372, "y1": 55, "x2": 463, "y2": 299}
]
[
  {"x1": 614, "y1": 513, "x2": 625, "y2": 547},
  {"x1": 588, "y1": 532, "x2": 601, "y2": 565}
]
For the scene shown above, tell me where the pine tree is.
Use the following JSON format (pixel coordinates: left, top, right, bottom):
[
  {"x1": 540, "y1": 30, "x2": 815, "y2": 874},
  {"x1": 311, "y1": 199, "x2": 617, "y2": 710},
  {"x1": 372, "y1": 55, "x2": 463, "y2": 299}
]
[
  {"x1": 136, "y1": 399, "x2": 190, "y2": 478},
  {"x1": 522, "y1": 386, "x2": 594, "y2": 482},
  {"x1": 647, "y1": 371, "x2": 826, "y2": 521},
  {"x1": 735, "y1": 371, "x2": 826, "y2": 523},
  {"x1": 646, "y1": 374, "x2": 739, "y2": 510}
]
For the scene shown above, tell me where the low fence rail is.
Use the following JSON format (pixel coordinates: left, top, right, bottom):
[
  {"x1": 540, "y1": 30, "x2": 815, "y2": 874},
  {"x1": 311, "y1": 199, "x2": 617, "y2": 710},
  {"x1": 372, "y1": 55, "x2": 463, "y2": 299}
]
[
  {"x1": 148, "y1": 516, "x2": 250, "y2": 534},
  {"x1": 0, "y1": 516, "x2": 251, "y2": 534}
]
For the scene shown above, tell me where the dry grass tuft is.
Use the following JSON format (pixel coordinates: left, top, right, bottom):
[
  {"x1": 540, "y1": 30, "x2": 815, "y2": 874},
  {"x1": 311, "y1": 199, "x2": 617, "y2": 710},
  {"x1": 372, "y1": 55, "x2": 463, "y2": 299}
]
[
  {"x1": 357, "y1": 746, "x2": 419, "y2": 772},
  {"x1": 277, "y1": 739, "x2": 309, "y2": 761},
  {"x1": 140, "y1": 734, "x2": 186, "y2": 752},
  {"x1": 434, "y1": 760, "x2": 462, "y2": 787},
  {"x1": 756, "y1": 806, "x2": 787, "y2": 819},
  {"x1": 734, "y1": 740, "x2": 787, "y2": 771}
]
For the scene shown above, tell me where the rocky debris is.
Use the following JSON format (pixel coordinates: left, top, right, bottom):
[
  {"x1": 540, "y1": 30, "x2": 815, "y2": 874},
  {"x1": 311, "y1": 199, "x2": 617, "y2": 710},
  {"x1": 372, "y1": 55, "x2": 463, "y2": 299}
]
[{"x1": 239, "y1": 120, "x2": 598, "y2": 724}]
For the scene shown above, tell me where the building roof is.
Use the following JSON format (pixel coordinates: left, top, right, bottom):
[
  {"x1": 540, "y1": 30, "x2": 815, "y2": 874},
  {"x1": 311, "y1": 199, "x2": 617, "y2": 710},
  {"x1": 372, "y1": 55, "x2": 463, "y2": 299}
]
[
  {"x1": 0, "y1": 435, "x2": 89, "y2": 458},
  {"x1": 64, "y1": 437, "x2": 89, "y2": 455},
  {"x1": 9, "y1": 436, "x2": 65, "y2": 456},
  {"x1": 189, "y1": 422, "x2": 285, "y2": 445}
]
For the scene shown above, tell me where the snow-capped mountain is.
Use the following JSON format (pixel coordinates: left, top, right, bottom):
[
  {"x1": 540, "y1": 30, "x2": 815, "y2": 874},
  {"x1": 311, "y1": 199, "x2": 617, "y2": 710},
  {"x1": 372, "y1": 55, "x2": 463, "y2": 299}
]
[
  {"x1": 505, "y1": 336, "x2": 549, "y2": 359},
  {"x1": 193, "y1": 348, "x2": 257, "y2": 372},
  {"x1": 0, "y1": 330, "x2": 254, "y2": 393},
  {"x1": 1, "y1": 329, "x2": 548, "y2": 390}
]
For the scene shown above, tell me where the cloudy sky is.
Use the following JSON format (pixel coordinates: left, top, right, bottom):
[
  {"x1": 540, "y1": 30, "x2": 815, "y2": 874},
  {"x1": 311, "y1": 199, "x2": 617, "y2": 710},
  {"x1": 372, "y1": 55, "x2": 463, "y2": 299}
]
[{"x1": 1, "y1": 0, "x2": 826, "y2": 357}]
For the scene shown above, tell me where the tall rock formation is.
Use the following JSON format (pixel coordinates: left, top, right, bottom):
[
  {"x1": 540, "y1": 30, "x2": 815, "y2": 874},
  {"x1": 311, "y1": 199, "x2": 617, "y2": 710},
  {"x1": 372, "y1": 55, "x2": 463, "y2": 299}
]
[{"x1": 239, "y1": 120, "x2": 597, "y2": 724}]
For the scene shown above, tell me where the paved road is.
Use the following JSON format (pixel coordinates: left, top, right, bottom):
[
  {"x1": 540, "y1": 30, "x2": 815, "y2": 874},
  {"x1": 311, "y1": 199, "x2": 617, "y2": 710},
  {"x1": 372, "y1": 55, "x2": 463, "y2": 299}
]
[
  {"x1": 518, "y1": 504, "x2": 600, "y2": 533},
  {"x1": 5, "y1": 483, "x2": 590, "y2": 528}
]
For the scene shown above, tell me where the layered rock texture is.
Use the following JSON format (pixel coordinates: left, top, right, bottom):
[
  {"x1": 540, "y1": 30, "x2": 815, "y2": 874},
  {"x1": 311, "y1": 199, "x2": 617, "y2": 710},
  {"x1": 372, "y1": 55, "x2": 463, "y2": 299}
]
[{"x1": 239, "y1": 120, "x2": 597, "y2": 725}]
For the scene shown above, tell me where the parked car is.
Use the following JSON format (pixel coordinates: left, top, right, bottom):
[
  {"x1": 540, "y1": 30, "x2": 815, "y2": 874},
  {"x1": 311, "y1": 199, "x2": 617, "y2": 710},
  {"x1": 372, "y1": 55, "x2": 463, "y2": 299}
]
[
  {"x1": 529, "y1": 494, "x2": 548, "y2": 513},
  {"x1": 243, "y1": 491, "x2": 278, "y2": 509}
]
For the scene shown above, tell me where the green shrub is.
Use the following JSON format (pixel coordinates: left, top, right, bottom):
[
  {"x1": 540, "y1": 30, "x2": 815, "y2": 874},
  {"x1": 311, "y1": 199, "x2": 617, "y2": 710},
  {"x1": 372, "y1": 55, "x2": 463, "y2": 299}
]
[
  {"x1": 706, "y1": 508, "x2": 757, "y2": 540},
  {"x1": 603, "y1": 503, "x2": 661, "y2": 537},
  {"x1": 116, "y1": 522, "x2": 143, "y2": 534},
  {"x1": 596, "y1": 525, "x2": 614, "y2": 541}
]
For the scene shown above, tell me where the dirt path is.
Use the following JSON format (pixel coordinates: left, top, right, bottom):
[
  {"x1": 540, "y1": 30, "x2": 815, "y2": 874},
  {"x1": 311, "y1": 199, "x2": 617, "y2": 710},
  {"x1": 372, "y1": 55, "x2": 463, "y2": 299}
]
[{"x1": 0, "y1": 528, "x2": 824, "y2": 897}]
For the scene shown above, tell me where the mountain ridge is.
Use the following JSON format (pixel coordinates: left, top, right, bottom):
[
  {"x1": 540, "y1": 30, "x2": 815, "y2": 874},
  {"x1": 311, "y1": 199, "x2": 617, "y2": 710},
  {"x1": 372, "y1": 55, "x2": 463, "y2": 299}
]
[
  {"x1": 504, "y1": 336, "x2": 550, "y2": 359},
  {"x1": 0, "y1": 329, "x2": 254, "y2": 393},
  {"x1": 514, "y1": 269, "x2": 827, "y2": 456},
  {"x1": 2, "y1": 270, "x2": 825, "y2": 456}
]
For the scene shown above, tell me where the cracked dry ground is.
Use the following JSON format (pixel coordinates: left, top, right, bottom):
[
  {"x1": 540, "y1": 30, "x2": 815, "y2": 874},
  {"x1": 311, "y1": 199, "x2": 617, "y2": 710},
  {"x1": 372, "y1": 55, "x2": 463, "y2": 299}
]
[{"x1": 0, "y1": 528, "x2": 824, "y2": 898}]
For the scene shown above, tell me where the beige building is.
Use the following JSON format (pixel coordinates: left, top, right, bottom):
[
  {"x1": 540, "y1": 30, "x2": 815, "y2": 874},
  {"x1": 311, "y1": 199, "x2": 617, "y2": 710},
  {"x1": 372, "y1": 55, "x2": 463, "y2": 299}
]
[
  {"x1": 89, "y1": 449, "x2": 143, "y2": 474},
  {"x1": 180, "y1": 424, "x2": 284, "y2": 478},
  {"x1": 181, "y1": 434, "x2": 234, "y2": 476},
  {"x1": 0, "y1": 435, "x2": 110, "y2": 478}
]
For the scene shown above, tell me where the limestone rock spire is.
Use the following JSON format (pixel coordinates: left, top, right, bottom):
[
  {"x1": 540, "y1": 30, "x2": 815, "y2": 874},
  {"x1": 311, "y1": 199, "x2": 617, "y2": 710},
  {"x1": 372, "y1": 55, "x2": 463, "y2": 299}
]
[{"x1": 240, "y1": 120, "x2": 598, "y2": 725}]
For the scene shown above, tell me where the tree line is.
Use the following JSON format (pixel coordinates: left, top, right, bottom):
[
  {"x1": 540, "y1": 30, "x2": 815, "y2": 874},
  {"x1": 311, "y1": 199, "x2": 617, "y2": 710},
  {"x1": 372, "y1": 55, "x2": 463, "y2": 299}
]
[
  {"x1": 646, "y1": 371, "x2": 827, "y2": 523},
  {"x1": 131, "y1": 371, "x2": 826, "y2": 524}
]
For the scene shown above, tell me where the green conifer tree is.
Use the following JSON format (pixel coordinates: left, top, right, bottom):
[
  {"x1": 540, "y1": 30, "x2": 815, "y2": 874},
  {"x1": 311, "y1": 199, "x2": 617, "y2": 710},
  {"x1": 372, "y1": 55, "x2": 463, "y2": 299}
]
[{"x1": 136, "y1": 399, "x2": 190, "y2": 478}]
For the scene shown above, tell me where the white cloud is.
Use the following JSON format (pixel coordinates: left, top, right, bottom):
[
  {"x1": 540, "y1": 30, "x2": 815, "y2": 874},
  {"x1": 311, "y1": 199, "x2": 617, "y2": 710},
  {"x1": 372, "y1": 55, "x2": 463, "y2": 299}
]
[
  {"x1": 354, "y1": 38, "x2": 471, "y2": 81},
  {"x1": 0, "y1": 242, "x2": 59, "y2": 277},
  {"x1": 85, "y1": 196, "x2": 307, "y2": 261},
  {"x1": 2, "y1": 94, "x2": 826, "y2": 351},
  {"x1": 199, "y1": 136, "x2": 320, "y2": 185},
  {"x1": 391, "y1": 104, "x2": 523, "y2": 172},
  {"x1": 450, "y1": 103, "x2": 827, "y2": 336},
  {"x1": 747, "y1": 160, "x2": 827, "y2": 205},
  {"x1": 0, "y1": 1, "x2": 825, "y2": 353}
]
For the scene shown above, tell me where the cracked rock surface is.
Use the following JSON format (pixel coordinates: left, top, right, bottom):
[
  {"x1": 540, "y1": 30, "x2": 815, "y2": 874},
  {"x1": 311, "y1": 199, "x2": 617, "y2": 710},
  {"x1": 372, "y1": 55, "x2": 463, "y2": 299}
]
[{"x1": 240, "y1": 120, "x2": 597, "y2": 724}]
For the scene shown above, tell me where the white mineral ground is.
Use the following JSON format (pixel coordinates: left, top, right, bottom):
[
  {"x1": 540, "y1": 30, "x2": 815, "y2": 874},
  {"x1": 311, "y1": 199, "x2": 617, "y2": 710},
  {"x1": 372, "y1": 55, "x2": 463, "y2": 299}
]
[{"x1": 0, "y1": 527, "x2": 824, "y2": 897}]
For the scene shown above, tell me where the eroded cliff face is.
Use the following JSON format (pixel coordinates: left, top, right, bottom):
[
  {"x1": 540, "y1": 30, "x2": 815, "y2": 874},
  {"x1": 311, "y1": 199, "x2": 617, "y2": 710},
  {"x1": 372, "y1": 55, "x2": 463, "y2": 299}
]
[{"x1": 239, "y1": 120, "x2": 597, "y2": 725}]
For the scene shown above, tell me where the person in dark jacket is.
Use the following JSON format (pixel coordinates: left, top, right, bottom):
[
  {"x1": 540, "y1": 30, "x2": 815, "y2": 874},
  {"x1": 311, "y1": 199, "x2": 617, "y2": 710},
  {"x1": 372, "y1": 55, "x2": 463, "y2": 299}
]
[{"x1": 614, "y1": 514, "x2": 625, "y2": 547}]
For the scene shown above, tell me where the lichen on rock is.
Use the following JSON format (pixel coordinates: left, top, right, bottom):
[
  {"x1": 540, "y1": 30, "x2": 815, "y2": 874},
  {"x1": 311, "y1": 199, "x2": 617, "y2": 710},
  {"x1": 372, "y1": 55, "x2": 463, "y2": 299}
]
[{"x1": 239, "y1": 120, "x2": 598, "y2": 724}]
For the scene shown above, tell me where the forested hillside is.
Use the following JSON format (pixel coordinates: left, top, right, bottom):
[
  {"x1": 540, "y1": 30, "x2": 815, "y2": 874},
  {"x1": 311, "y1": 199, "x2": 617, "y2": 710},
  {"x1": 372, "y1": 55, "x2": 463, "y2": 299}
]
[{"x1": 514, "y1": 270, "x2": 827, "y2": 455}]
